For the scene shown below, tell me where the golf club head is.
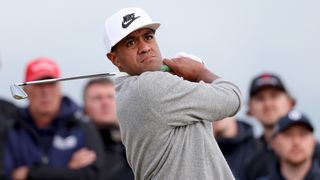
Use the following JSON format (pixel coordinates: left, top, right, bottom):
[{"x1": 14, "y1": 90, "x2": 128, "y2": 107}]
[{"x1": 10, "y1": 84, "x2": 28, "y2": 100}]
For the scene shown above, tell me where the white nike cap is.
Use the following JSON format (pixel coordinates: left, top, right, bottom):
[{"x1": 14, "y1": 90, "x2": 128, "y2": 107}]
[{"x1": 104, "y1": 8, "x2": 160, "y2": 53}]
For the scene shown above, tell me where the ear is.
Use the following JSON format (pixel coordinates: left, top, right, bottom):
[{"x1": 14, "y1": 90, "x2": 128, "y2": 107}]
[
  {"x1": 312, "y1": 136, "x2": 316, "y2": 147},
  {"x1": 289, "y1": 97, "x2": 296, "y2": 108},
  {"x1": 107, "y1": 52, "x2": 121, "y2": 69},
  {"x1": 247, "y1": 100, "x2": 253, "y2": 116}
]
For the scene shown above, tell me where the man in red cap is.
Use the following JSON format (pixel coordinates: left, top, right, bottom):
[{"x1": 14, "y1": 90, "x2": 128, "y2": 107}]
[{"x1": 3, "y1": 57, "x2": 105, "y2": 180}]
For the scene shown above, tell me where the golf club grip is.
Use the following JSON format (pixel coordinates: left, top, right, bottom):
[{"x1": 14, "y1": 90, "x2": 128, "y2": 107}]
[{"x1": 161, "y1": 65, "x2": 171, "y2": 72}]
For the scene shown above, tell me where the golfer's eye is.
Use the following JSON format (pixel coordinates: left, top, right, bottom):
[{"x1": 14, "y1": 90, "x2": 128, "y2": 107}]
[
  {"x1": 145, "y1": 34, "x2": 154, "y2": 41},
  {"x1": 125, "y1": 39, "x2": 136, "y2": 48},
  {"x1": 91, "y1": 95, "x2": 101, "y2": 101}
]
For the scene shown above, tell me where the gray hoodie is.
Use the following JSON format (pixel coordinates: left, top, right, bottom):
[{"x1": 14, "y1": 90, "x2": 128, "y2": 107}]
[{"x1": 115, "y1": 71, "x2": 241, "y2": 180}]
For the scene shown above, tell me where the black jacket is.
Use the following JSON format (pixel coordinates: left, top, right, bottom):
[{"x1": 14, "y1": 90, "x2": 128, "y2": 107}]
[
  {"x1": 216, "y1": 120, "x2": 257, "y2": 180},
  {"x1": 258, "y1": 161, "x2": 320, "y2": 180},
  {"x1": 98, "y1": 125, "x2": 134, "y2": 180},
  {"x1": 0, "y1": 99, "x2": 19, "y2": 130},
  {"x1": 3, "y1": 97, "x2": 105, "y2": 180}
]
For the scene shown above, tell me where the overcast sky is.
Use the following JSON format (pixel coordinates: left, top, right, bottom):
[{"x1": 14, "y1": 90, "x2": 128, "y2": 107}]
[{"x1": 1, "y1": 0, "x2": 319, "y2": 137}]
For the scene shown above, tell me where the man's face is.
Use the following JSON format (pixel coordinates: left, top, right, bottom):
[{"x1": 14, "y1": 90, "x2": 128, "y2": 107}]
[
  {"x1": 24, "y1": 82, "x2": 62, "y2": 116},
  {"x1": 249, "y1": 88, "x2": 293, "y2": 128},
  {"x1": 272, "y1": 125, "x2": 315, "y2": 165},
  {"x1": 84, "y1": 83, "x2": 117, "y2": 125},
  {"x1": 107, "y1": 28, "x2": 163, "y2": 75}
]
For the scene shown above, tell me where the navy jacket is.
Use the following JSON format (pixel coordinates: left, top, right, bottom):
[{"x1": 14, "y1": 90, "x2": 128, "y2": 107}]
[
  {"x1": 216, "y1": 120, "x2": 257, "y2": 180},
  {"x1": 3, "y1": 97, "x2": 105, "y2": 180},
  {"x1": 259, "y1": 161, "x2": 320, "y2": 180},
  {"x1": 0, "y1": 99, "x2": 19, "y2": 179}
]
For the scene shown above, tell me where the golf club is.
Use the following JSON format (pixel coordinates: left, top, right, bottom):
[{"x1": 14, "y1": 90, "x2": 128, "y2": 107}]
[
  {"x1": 10, "y1": 65, "x2": 172, "y2": 100},
  {"x1": 10, "y1": 72, "x2": 126, "y2": 100}
]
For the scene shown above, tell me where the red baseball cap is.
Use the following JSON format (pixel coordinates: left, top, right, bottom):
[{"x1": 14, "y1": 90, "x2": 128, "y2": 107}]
[{"x1": 24, "y1": 57, "x2": 60, "y2": 82}]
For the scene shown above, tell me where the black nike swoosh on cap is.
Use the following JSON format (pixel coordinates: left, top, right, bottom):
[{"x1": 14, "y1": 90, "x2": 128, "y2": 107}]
[{"x1": 122, "y1": 16, "x2": 140, "y2": 28}]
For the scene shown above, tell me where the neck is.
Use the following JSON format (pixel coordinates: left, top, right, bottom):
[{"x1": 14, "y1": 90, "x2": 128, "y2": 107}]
[
  {"x1": 280, "y1": 158, "x2": 312, "y2": 180},
  {"x1": 263, "y1": 126, "x2": 274, "y2": 143},
  {"x1": 29, "y1": 109, "x2": 57, "y2": 128}
]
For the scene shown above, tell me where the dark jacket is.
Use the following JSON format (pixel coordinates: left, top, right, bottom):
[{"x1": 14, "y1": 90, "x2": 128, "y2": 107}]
[
  {"x1": 259, "y1": 161, "x2": 320, "y2": 180},
  {"x1": 3, "y1": 96, "x2": 105, "y2": 180},
  {"x1": 98, "y1": 125, "x2": 134, "y2": 180},
  {"x1": 245, "y1": 136, "x2": 320, "y2": 180},
  {"x1": 0, "y1": 99, "x2": 19, "y2": 180},
  {"x1": 0, "y1": 98, "x2": 19, "y2": 127},
  {"x1": 216, "y1": 120, "x2": 257, "y2": 180}
]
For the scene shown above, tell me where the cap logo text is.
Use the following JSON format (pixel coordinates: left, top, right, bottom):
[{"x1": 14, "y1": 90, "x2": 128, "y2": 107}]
[{"x1": 122, "y1": 13, "x2": 140, "y2": 28}]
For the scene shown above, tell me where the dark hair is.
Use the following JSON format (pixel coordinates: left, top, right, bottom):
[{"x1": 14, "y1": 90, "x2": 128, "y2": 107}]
[
  {"x1": 83, "y1": 78, "x2": 114, "y2": 101},
  {"x1": 111, "y1": 45, "x2": 117, "y2": 52}
]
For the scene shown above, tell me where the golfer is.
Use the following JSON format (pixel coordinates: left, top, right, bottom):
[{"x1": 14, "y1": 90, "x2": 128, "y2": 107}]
[{"x1": 104, "y1": 7, "x2": 242, "y2": 180}]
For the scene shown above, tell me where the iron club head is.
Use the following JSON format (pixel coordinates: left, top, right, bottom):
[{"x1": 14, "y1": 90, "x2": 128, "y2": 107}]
[{"x1": 10, "y1": 84, "x2": 28, "y2": 100}]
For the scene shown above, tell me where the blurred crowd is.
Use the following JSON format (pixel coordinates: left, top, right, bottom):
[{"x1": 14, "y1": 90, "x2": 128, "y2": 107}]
[{"x1": 1, "y1": 56, "x2": 319, "y2": 180}]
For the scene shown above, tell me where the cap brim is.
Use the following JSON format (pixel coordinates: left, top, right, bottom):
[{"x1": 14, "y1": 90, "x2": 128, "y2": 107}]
[
  {"x1": 283, "y1": 122, "x2": 314, "y2": 132},
  {"x1": 273, "y1": 122, "x2": 314, "y2": 138},
  {"x1": 27, "y1": 71, "x2": 59, "y2": 82},
  {"x1": 250, "y1": 85, "x2": 286, "y2": 97}
]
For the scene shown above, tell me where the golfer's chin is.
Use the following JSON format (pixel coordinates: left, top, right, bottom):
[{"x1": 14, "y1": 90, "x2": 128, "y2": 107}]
[{"x1": 142, "y1": 61, "x2": 163, "y2": 72}]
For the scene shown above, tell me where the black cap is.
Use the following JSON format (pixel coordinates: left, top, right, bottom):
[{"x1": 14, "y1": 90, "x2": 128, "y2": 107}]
[
  {"x1": 273, "y1": 110, "x2": 314, "y2": 137},
  {"x1": 249, "y1": 73, "x2": 286, "y2": 97}
]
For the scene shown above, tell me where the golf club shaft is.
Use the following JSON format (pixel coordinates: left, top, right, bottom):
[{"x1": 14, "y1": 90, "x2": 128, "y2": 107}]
[{"x1": 17, "y1": 72, "x2": 116, "y2": 86}]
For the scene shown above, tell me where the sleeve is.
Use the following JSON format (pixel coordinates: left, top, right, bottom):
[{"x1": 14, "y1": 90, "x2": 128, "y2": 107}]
[
  {"x1": 2, "y1": 128, "x2": 20, "y2": 179},
  {"x1": 1, "y1": 134, "x2": 10, "y2": 179},
  {"x1": 27, "y1": 121, "x2": 106, "y2": 180},
  {"x1": 138, "y1": 72, "x2": 242, "y2": 126},
  {"x1": 0, "y1": 126, "x2": 6, "y2": 179}
]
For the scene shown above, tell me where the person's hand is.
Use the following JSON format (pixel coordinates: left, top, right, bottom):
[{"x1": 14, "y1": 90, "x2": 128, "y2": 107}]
[
  {"x1": 68, "y1": 148, "x2": 97, "y2": 170},
  {"x1": 11, "y1": 166, "x2": 29, "y2": 180},
  {"x1": 163, "y1": 57, "x2": 218, "y2": 83}
]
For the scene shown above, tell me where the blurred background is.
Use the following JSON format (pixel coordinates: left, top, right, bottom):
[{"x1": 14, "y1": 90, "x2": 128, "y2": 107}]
[{"x1": 1, "y1": 0, "x2": 319, "y2": 137}]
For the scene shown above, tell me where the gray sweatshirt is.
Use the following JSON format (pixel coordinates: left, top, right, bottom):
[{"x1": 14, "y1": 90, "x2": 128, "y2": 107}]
[{"x1": 115, "y1": 71, "x2": 241, "y2": 180}]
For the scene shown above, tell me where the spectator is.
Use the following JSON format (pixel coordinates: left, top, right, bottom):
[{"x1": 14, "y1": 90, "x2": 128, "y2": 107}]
[
  {"x1": 0, "y1": 99, "x2": 19, "y2": 180},
  {"x1": 0, "y1": 61, "x2": 20, "y2": 179},
  {"x1": 260, "y1": 110, "x2": 320, "y2": 180},
  {"x1": 213, "y1": 117, "x2": 257, "y2": 180},
  {"x1": 103, "y1": 8, "x2": 241, "y2": 180},
  {"x1": 245, "y1": 72, "x2": 320, "y2": 179},
  {"x1": 0, "y1": 99, "x2": 18, "y2": 128},
  {"x1": 83, "y1": 78, "x2": 134, "y2": 180},
  {"x1": 3, "y1": 57, "x2": 105, "y2": 180}
]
